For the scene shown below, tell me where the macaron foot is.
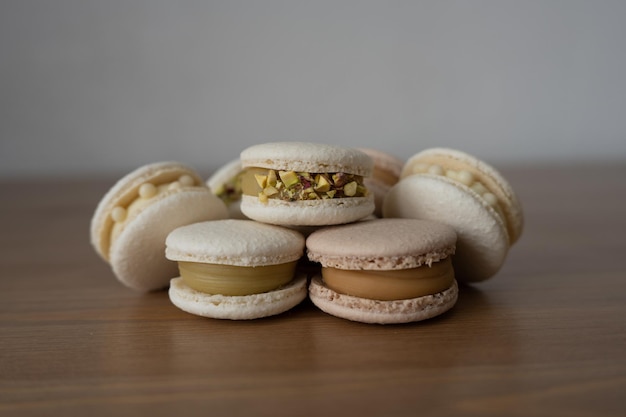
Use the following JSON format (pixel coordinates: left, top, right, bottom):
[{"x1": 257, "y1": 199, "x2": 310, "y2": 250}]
[
  {"x1": 308, "y1": 276, "x2": 458, "y2": 325},
  {"x1": 168, "y1": 274, "x2": 308, "y2": 320}
]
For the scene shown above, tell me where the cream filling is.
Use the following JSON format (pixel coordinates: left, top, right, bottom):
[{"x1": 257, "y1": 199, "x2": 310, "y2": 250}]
[
  {"x1": 178, "y1": 261, "x2": 298, "y2": 296},
  {"x1": 407, "y1": 161, "x2": 507, "y2": 230},
  {"x1": 107, "y1": 175, "x2": 198, "y2": 258},
  {"x1": 322, "y1": 257, "x2": 454, "y2": 301}
]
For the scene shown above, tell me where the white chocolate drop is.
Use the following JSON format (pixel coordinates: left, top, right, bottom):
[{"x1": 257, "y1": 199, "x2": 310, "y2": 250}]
[
  {"x1": 428, "y1": 164, "x2": 444, "y2": 175},
  {"x1": 445, "y1": 169, "x2": 458, "y2": 180},
  {"x1": 471, "y1": 182, "x2": 488, "y2": 195},
  {"x1": 178, "y1": 174, "x2": 194, "y2": 186},
  {"x1": 168, "y1": 181, "x2": 182, "y2": 191},
  {"x1": 111, "y1": 206, "x2": 127, "y2": 222},
  {"x1": 457, "y1": 170, "x2": 474, "y2": 186},
  {"x1": 483, "y1": 192, "x2": 498, "y2": 206},
  {"x1": 139, "y1": 183, "x2": 157, "y2": 199}
]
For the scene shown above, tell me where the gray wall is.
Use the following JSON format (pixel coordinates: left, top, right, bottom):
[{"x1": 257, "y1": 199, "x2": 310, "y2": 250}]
[{"x1": 2, "y1": 0, "x2": 625, "y2": 178}]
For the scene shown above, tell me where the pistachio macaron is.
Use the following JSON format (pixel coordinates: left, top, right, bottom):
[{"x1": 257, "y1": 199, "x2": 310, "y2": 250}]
[
  {"x1": 165, "y1": 219, "x2": 308, "y2": 320},
  {"x1": 206, "y1": 158, "x2": 247, "y2": 219},
  {"x1": 384, "y1": 147, "x2": 524, "y2": 283},
  {"x1": 306, "y1": 218, "x2": 458, "y2": 324},
  {"x1": 90, "y1": 161, "x2": 229, "y2": 291},
  {"x1": 239, "y1": 142, "x2": 375, "y2": 226},
  {"x1": 358, "y1": 148, "x2": 404, "y2": 217}
]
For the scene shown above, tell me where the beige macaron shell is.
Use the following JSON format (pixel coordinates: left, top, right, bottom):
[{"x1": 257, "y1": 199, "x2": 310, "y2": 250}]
[
  {"x1": 206, "y1": 159, "x2": 247, "y2": 219},
  {"x1": 240, "y1": 194, "x2": 374, "y2": 226},
  {"x1": 306, "y1": 218, "x2": 456, "y2": 270},
  {"x1": 383, "y1": 174, "x2": 509, "y2": 283},
  {"x1": 308, "y1": 276, "x2": 458, "y2": 324},
  {"x1": 240, "y1": 142, "x2": 374, "y2": 176},
  {"x1": 358, "y1": 148, "x2": 404, "y2": 180},
  {"x1": 168, "y1": 274, "x2": 307, "y2": 320},
  {"x1": 90, "y1": 161, "x2": 206, "y2": 261},
  {"x1": 206, "y1": 158, "x2": 242, "y2": 192},
  {"x1": 401, "y1": 147, "x2": 523, "y2": 244},
  {"x1": 165, "y1": 219, "x2": 305, "y2": 266},
  {"x1": 109, "y1": 188, "x2": 229, "y2": 291}
]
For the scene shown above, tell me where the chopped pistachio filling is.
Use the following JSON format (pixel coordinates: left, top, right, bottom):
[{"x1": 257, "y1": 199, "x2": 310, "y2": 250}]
[
  {"x1": 241, "y1": 168, "x2": 368, "y2": 204},
  {"x1": 212, "y1": 172, "x2": 244, "y2": 205}
]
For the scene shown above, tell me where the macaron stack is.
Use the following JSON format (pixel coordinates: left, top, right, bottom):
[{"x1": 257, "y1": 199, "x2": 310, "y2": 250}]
[{"x1": 91, "y1": 142, "x2": 523, "y2": 324}]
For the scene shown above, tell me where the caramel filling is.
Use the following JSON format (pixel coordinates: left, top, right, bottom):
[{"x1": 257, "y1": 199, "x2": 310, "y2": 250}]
[
  {"x1": 178, "y1": 261, "x2": 298, "y2": 296},
  {"x1": 322, "y1": 258, "x2": 454, "y2": 301},
  {"x1": 241, "y1": 168, "x2": 367, "y2": 204}
]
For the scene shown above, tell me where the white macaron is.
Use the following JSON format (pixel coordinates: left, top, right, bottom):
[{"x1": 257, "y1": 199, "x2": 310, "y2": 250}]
[
  {"x1": 239, "y1": 142, "x2": 375, "y2": 226},
  {"x1": 206, "y1": 158, "x2": 247, "y2": 219},
  {"x1": 384, "y1": 147, "x2": 524, "y2": 283},
  {"x1": 90, "y1": 161, "x2": 229, "y2": 291},
  {"x1": 165, "y1": 219, "x2": 307, "y2": 320}
]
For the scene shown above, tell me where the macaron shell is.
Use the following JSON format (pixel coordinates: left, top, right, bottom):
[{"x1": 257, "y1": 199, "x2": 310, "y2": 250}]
[
  {"x1": 308, "y1": 275, "x2": 458, "y2": 324},
  {"x1": 168, "y1": 274, "x2": 307, "y2": 320},
  {"x1": 206, "y1": 158, "x2": 242, "y2": 192},
  {"x1": 240, "y1": 142, "x2": 373, "y2": 176},
  {"x1": 90, "y1": 161, "x2": 206, "y2": 260},
  {"x1": 165, "y1": 219, "x2": 305, "y2": 266},
  {"x1": 401, "y1": 147, "x2": 523, "y2": 244},
  {"x1": 383, "y1": 174, "x2": 509, "y2": 282},
  {"x1": 358, "y1": 148, "x2": 404, "y2": 180},
  {"x1": 364, "y1": 179, "x2": 391, "y2": 218},
  {"x1": 306, "y1": 218, "x2": 456, "y2": 270},
  {"x1": 109, "y1": 188, "x2": 229, "y2": 291},
  {"x1": 240, "y1": 194, "x2": 375, "y2": 226}
]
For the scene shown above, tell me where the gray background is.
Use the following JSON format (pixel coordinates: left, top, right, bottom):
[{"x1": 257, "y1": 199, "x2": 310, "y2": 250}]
[{"x1": 2, "y1": 0, "x2": 625, "y2": 179}]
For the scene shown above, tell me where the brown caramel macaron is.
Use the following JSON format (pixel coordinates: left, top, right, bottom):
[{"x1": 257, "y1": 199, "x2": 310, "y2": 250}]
[
  {"x1": 90, "y1": 161, "x2": 229, "y2": 291},
  {"x1": 385, "y1": 147, "x2": 524, "y2": 283},
  {"x1": 306, "y1": 218, "x2": 458, "y2": 324},
  {"x1": 166, "y1": 219, "x2": 308, "y2": 320},
  {"x1": 239, "y1": 142, "x2": 375, "y2": 226}
]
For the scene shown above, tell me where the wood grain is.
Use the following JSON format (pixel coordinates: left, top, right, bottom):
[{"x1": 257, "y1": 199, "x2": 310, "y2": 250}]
[{"x1": 1, "y1": 163, "x2": 625, "y2": 417}]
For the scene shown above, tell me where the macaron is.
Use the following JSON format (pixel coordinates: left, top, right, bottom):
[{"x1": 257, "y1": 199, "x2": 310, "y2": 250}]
[
  {"x1": 90, "y1": 161, "x2": 229, "y2": 291},
  {"x1": 384, "y1": 147, "x2": 524, "y2": 283},
  {"x1": 206, "y1": 158, "x2": 247, "y2": 219},
  {"x1": 306, "y1": 218, "x2": 458, "y2": 324},
  {"x1": 239, "y1": 142, "x2": 375, "y2": 226},
  {"x1": 358, "y1": 148, "x2": 404, "y2": 217},
  {"x1": 165, "y1": 219, "x2": 308, "y2": 320}
]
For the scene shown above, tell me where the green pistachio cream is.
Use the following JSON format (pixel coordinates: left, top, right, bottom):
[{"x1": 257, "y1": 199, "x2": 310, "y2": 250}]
[{"x1": 241, "y1": 168, "x2": 368, "y2": 203}]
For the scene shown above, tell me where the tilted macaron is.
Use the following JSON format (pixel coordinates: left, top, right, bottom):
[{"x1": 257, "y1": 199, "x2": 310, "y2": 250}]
[
  {"x1": 384, "y1": 147, "x2": 524, "y2": 283},
  {"x1": 358, "y1": 148, "x2": 404, "y2": 217},
  {"x1": 306, "y1": 218, "x2": 458, "y2": 324},
  {"x1": 166, "y1": 219, "x2": 308, "y2": 320},
  {"x1": 90, "y1": 161, "x2": 229, "y2": 291},
  {"x1": 206, "y1": 158, "x2": 247, "y2": 219},
  {"x1": 239, "y1": 142, "x2": 375, "y2": 226}
]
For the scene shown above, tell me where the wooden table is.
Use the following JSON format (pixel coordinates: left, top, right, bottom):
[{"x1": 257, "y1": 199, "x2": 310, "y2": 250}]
[{"x1": 1, "y1": 163, "x2": 625, "y2": 417}]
